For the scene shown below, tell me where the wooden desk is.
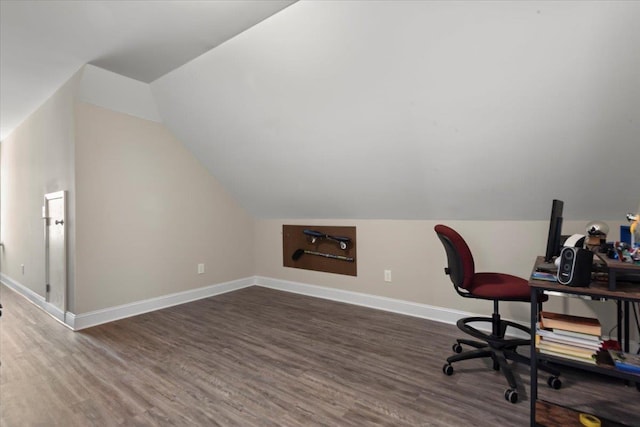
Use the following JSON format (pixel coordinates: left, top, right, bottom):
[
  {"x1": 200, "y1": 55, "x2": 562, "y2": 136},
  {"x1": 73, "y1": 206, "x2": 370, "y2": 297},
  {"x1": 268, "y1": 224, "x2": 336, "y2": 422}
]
[
  {"x1": 595, "y1": 252, "x2": 640, "y2": 291},
  {"x1": 529, "y1": 256, "x2": 640, "y2": 427}
]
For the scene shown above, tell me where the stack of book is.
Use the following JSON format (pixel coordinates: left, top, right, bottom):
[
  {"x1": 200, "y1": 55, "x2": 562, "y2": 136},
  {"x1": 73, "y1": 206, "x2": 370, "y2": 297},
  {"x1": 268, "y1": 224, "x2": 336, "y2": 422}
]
[{"x1": 536, "y1": 311, "x2": 602, "y2": 365}]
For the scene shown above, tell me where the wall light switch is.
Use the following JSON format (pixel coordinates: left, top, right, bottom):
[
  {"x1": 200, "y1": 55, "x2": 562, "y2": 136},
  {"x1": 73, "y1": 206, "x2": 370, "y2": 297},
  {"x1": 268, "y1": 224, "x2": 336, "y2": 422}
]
[{"x1": 197, "y1": 263, "x2": 205, "y2": 274}]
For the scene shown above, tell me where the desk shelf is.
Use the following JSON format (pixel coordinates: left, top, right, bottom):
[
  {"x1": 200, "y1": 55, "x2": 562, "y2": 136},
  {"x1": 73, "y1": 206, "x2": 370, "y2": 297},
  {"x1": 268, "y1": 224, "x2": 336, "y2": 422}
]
[
  {"x1": 529, "y1": 256, "x2": 640, "y2": 427},
  {"x1": 596, "y1": 253, "x2": 640, "y2": 291},
  {"x1": 536, "y1": 351, "x2": 640, "y2": 382}
]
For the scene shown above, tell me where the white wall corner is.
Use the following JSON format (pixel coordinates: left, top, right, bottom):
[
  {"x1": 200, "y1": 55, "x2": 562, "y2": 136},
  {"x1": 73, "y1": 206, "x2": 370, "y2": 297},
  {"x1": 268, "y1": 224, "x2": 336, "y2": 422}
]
[
  {"x1": 77, "y1": 64, "x2": 161, "y2": 123},
  {"x1": 64, "y1": 311, "x2": 77, "y2": 330}
]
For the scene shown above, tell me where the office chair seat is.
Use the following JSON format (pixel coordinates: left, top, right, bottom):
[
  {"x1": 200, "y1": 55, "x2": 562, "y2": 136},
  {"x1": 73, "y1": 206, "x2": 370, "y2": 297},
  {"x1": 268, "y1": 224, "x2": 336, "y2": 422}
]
[
  {"x1": 468, "y1": 272, "x2": 532, "y2": 300},
  {"x1": 434, "y1": 224, "x2": 561, "y2": 404}
]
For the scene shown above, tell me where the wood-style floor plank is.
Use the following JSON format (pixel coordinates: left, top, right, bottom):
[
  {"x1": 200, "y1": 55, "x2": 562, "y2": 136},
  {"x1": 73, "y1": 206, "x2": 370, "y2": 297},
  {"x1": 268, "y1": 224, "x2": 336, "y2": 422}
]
[{"x1": 1, "y1": 284, "x2": 638, "y2": 426}]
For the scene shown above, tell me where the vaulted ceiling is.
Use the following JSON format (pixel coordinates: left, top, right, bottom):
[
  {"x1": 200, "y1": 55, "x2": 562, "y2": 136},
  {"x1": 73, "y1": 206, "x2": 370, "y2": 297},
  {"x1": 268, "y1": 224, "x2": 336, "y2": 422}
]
[
  {"x1": 0, "y1": 0, "x2": 294, "y2": 138},
  {"x1": 2, "y1": 1, "x2": 639, "y2": 221}
]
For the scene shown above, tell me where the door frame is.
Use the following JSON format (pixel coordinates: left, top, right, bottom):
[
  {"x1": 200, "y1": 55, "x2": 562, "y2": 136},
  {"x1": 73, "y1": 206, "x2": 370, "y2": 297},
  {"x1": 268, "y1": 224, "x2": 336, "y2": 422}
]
[{"x1": 43, "y1": 190, "x2": 67, "y2": 320}]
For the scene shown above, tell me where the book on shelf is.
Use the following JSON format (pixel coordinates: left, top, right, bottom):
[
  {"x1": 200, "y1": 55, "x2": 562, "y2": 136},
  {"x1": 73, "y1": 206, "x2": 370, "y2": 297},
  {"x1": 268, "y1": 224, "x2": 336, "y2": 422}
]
[
  {"x1": 531, "y1": 271, "x2": 558, "y2": 282},
  {"x1": 537, "y1": 339, "x2": 597, "y2": 359},
  {"x1": 540, "y1": 311, "x2": 601, "y2": 336},
  {"x1": 538, "y1": 347, "x2": 597, "y2": 365},
  {"x1": 551, "y1": 328, "x2": 601, "y2": 342},
  {"x1": 608, "y1": 350, "x2": 640, "y2": 374},
  {"x1": 536, "y1": 323, "x2": 602, "y2": 350},
  {"x1": 535, "y1": 327, "x2": 601, "y2": 350}
]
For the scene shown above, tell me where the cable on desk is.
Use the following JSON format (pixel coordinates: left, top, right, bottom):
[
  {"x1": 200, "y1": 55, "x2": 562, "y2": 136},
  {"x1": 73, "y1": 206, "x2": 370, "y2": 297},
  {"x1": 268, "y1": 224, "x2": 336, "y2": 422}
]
[{"x1": 608, "y1": 323, "x2": 617, "y2": 338}]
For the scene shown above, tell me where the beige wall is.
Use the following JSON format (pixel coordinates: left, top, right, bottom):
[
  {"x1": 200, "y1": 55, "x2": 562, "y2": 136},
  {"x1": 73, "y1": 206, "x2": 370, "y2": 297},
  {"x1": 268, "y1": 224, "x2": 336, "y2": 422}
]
[
  {"x1": 0, "y1": 73, "x2": 78, "y2": 308},
  {"x1": 0, "y1": 67, "x2": 633, "y2": 342},
  {"x1": 74, "y1": 102, "x2": 254, "y2": 313},
  {"x1": 255, "y1": 218, "x2": 632, "y2": 340}
]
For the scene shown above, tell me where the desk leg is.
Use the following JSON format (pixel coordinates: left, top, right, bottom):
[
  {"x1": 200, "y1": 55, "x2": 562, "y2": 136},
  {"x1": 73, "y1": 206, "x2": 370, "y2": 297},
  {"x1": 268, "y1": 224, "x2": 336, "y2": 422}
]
[
  {"x1": 608, "y1": 271, "x2": 616, "y2": 291},
  {"x1": 617, "y1": 301, "x2": 622, "y2": 347},
  {"x1": 624, "y1": 301, "x2": 630, "y2": 353},
  {"x1": 530, "y1": 288, "x2": 539, "y2": 427}
]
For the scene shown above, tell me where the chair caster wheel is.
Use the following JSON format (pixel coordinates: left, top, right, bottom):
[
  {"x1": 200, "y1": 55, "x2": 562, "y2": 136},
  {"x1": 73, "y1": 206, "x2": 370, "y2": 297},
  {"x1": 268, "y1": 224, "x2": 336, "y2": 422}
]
[
  {"x1": 452, "y1": 343, "x2": 463, "y2": 353},
  {"x1": 443, "y1": 364, "x2": 454, "y2": 376},
  {"x1": 504, "y1": 388, "x2": 518, "y2": 404},
  {"x1": 547, "y1": 376, "x2": 562, "y2": 390}
]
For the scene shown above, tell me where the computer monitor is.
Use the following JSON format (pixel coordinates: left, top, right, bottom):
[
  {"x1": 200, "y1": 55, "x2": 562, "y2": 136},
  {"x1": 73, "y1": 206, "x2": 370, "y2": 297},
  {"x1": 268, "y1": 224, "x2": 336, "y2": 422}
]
[{"x1": 544, "y1": 199, "x2": 564, "y2": 263}]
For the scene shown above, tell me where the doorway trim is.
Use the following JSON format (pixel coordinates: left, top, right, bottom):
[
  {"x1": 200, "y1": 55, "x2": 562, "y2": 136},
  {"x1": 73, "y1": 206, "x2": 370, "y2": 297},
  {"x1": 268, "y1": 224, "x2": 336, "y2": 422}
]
[{"x1": 43, "y1": 190, "x2": 66, "y2": 322}]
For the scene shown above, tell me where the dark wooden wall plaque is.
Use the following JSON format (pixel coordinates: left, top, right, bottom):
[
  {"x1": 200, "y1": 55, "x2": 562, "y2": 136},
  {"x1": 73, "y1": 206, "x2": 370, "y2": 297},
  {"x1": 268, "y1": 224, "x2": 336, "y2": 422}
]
[{"x1": 283, "y1": 225, "x2": 357, "y2": 276}]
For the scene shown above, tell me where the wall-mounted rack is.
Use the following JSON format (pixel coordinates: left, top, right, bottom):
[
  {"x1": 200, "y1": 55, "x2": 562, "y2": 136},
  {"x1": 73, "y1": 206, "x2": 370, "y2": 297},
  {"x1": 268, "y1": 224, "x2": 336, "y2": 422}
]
[{"x1": 283, "y1": 225, "x2": 357, "y2": 276}]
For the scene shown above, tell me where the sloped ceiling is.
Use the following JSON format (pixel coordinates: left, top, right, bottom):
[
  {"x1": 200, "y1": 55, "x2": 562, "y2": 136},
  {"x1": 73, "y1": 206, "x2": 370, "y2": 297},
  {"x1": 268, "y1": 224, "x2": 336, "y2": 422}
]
[
  {"x1": 0, "y1": 0, "x2": 295, "y2": 139},
  {"x1": 152, "y1": 1, "x2": 640, "y2": 220},
  {"x1": 2, "y1": 1, "x2": 639, "y2": 221}
]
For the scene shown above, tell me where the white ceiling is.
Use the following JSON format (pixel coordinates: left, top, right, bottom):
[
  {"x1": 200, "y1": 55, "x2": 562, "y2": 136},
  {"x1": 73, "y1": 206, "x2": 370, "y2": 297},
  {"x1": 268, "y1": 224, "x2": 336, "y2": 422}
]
[
  {"x1": 151, "y1": 1, "x2": 640, "y2": 220},
  {"x1": 2, "y1": 1, "x2": 639, "y2": 221},
  {"x1": 0, "y1": 0, "x2": 295, "y2": 140}
]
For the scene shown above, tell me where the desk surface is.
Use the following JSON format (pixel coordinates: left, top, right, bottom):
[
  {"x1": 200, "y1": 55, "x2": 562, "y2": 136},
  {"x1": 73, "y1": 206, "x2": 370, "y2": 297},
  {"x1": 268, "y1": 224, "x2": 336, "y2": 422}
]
[
  {"x1": 529, "y1": 256, "x2": 640, "y2": 302},
  {"x1": 596, "y1": 252, "x2": 640, "y2": 272}
]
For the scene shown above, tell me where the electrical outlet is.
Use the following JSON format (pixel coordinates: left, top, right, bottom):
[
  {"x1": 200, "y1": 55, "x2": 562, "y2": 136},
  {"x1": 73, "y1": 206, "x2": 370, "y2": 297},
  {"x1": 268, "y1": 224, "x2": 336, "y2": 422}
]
[
  {"x1": 197, "y1": 263, "x2": 205, "y2": 274},
  {"x1": 384, "y1": 269, "x2": 392, "y2": 282},
  {"x1": 21, "y1": 264, "x2": 25, "y2": 275}
]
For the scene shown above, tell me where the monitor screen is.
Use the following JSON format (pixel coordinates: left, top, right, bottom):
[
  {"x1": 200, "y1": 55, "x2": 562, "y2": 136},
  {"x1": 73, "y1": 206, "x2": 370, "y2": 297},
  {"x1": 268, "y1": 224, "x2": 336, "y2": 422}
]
[{"x1": 544, "y1": 199, "x2": 564, "y2": 263}]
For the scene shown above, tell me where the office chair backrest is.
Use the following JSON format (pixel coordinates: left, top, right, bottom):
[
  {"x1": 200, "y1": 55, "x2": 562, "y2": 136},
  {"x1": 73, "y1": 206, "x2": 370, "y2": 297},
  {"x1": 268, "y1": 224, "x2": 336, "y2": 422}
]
[{"x1": 434, "y1": 225, "x2": 476, "y2": 290}]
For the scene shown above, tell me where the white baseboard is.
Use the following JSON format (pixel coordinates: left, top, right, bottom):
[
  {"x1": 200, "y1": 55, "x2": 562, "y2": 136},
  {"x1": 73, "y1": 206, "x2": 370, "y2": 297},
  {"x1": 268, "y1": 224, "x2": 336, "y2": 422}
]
[
  {"x1": 0, "y1": 273, "x2": 69, "y2": 327},
  {"x1": 4, "y1": 272, "x2": 636, "y2": 350},
  {"x1": 1, "y1": 273, "x2": 254, "y2": 331},
  {"x1": 255, "y1": 276, "x2": 472, "y2": 327},
  {"x1": 255, "y1": 276, "x2": 640, "y2": 349},
  {"x1": 1, "y1": 272, "x2": 45, "y2": 307},
  {"x1": 70, "y1": 277, "x2": 254, "y2": 330}
]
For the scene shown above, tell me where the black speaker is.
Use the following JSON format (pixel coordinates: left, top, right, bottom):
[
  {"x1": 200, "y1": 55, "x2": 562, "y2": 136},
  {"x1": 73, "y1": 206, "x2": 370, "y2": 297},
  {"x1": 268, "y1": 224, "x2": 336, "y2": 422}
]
[{"x1": 557, "y1": 247, "x2": 593, "y2": 287}]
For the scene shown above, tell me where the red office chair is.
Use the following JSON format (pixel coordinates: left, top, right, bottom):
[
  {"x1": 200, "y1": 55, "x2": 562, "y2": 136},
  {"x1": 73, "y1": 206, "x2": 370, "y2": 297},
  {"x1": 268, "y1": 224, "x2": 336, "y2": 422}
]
[{"x1": 434, "y1": 224, "x2": 561, "y2": 403}]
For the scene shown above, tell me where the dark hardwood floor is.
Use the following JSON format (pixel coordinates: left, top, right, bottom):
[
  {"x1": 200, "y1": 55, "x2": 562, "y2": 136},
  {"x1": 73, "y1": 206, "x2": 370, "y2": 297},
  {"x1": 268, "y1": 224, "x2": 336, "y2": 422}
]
[{"x1": 1, "y1": 284, "x2": 638, "y2": 426}]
